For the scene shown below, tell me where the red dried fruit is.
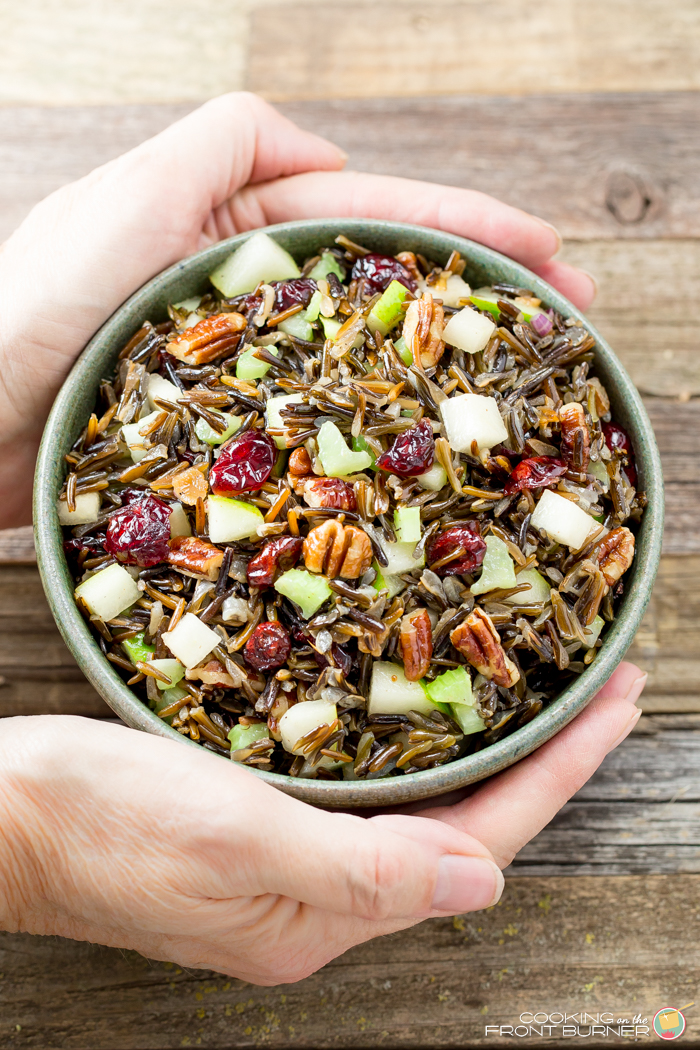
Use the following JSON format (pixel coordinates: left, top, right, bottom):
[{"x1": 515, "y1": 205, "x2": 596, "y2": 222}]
[
  {"x1": 376, "y1": 419, "x2": 435, "y2": 477},
  {"x1": 426, "y1": 523, "x2": 486, "y2": 577},
  {"x1": 271, "y1": 278, "x2": 317, "y2": 312},
  {"x1": 302, "y1": 477, "x2": 357, "y2": 510},
  {"x1": 602, "y1": 422, "x2": 637, "y2": 487},
  {"x1": 104, "y1": 494, "x2": 171, "y2": 568},
  {"x1": 504, "y1": 456, "x2": 568, "y2": 496},
  {"x1": 247, "y1": 535, "x2": 303, "y2": 587},
  {"x1": 244, "y1": 621, "x2": 291, "y2": 671},
  {"x1": 351, "y1": 253, "x2": 417, "y2": 295},
  {"x1": 209, "y1": 430, "x2": 277, "y2": 495}
]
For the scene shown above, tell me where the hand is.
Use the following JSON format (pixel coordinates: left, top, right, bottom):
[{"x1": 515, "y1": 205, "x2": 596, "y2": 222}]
[
  {"x1": 0, "y1": 664, "x2": 644, "y2": 984},
  {"x1": 0, "y1": 92, "x2": 594, "y2": 527}
]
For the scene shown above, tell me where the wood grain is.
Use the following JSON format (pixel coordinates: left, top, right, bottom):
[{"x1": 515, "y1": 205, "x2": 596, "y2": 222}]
[
  {"x1": 2, "y1": 95, "x2": 700, "y2": 242},
  {"x1": 248, "y1": 0, "x2": 700, "y2": 101},
  {"x1": 2, "y1": 873, "x2": 698, "y2": 1048}
]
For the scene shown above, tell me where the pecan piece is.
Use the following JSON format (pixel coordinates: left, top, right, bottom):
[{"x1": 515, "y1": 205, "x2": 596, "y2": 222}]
[
  {"x1": 303, "y1": 520, "x2": 372, "y2": 579},
  {"x1": 450, "y1": 608, "x2": 520, "y2": 688},
  {"x1": 247, "y1": 535, "x2": 303, "y2": 587},
  {"x1": 396, "y1": 251, "x2": 422, "y2": 285},
  {"x1": 597, "y1": 526, "x2": 635, "y2": 587},
  {"x1": 168, "y1": 535, "x2": 223, "y2": 581},
  {"x1": 288, "y1": 447, "x2": 313, "y2": 476},
  {"x1": 302, "y1": 476, "x2": 357, "y2": 511},
  {"x1": 402, "y1": 290, "x2": 445, "y2": 370},
  {"x1": 558, "y1": 402, "x2": 590, "y2": 472},
  {"x1": 186, "y1": 659, "x2": 237, "y2": 688},
  {"x1": 399, "y1": 608, "x2": 433, "y2": 681},
  {"x1": 167, "y1": 312, "x2": 245, "y2": 365}
]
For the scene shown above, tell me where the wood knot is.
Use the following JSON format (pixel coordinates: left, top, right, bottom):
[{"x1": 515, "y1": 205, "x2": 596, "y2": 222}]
[{"x1": 605, "y1": 169, "x2": 657, "y2": 225}]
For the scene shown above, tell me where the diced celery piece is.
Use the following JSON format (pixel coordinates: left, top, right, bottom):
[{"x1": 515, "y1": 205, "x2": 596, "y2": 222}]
[
  {"x1": 371, "y1": 560, "x2": 407, "y2": 600},
  {"x1": 207, "y1": 496, "x2": 264, "y2": 542},
  {"x1": 450, "y1": 704, "x2": 486, "y2": 735},
  {"x1": 228, "y1": 722, "x2": 269, "y2": 752},
  {"x1": 307, "y1": 252, "x2": 345, "y2": 282},
  {"x1": 271, "y1": 449, "x2": 287, "y2": 478},
  {"x1": 153, "y1": 684, "x2": 188, "y2": 724},
  {"x1": 317, "y1": 420, "x2": 372, "y2": 476},
  {"x1": 209, "y1": 231, "x2": 300, "y2": 297},
  {"x1": 352, "y1": 435, "x2": 377, "y2": 469},
  {"x1": 367, "y1": 279, "x2": 410, "y2": 336},
  {"x1": 394, "y1": 506, "x2": 421, "y2": 543},
  {"x1": 582, "y1": 614, "x2": 605, "y2": 649},
  {"x1": 469, "y1": 292, "x2": 501, "y2": 319},
  {"x1": 121, "y1": 631, "x2": 155, "y2": 666},
  {"x1": 471, "y1": 535, "x2": 517, "y2": 595},
  {"x1": 393, "y1": 335, "x2": 413, "y2": 366},
  {"x1": 236, "y1": 345, "x2": 280, "y2": 380},
  {"x1": 589, "y1": 457, "x2": 610, "y2": 492},
  {"x1": 275, "y1": 569, "x2": 332, "y2": 619},
  {"x1": 416, "y1": 463, "x2": 448, "y2": 491},
  {"x1": 320, "y1": 316, "x2": 341, "y2": 341},
  {"x1": 173, "y1": 296, "x2": 202, "y2": 313},
  {"x1": 383, "y1": 540, "x2": 425, "y2": 575},
  {"x1": 150, "y1": 658, "x2": 185, "y2": 690},
  {"x1": 368, "y1": 662, "x2": 438, "y2": 717},
  {"x1": 304, "y1": 289, "x2": 322, "y2": 322},
  {"x1": 278, "y1": 312, "x2": 314, "y2": 342},
  {"x1": 504, "y1": 568, "x2": 551, "y2": 605},
  {"x1": 425, "y1": 665, "x2": 473, "y2": 708},
  {"x1": 194, "y1": 411, "x2": 241, "y2": 446}
]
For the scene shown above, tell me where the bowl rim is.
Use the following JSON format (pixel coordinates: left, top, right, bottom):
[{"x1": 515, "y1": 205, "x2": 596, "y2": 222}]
[{"x1": 33, "y1": 217, "x2": 664, "y2": 808}]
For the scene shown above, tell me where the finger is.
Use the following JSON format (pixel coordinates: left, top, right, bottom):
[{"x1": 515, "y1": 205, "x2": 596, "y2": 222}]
[
  {"x1": 227, "y1": 169, "x2": 563, "y2": 270},
  {"x1": 532, "y1": 259, "x2": 597, "y2": 310},
  {"x1": 420, "y1": 661, "x2": 646, "y2": 869}
]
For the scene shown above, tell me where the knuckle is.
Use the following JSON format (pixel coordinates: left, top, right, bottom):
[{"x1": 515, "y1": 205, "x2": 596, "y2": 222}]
[{"x1": 350, "y1": 845, "x2": 406, "y2": 921}]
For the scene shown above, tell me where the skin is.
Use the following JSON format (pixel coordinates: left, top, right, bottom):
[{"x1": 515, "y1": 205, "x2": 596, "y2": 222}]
[{"x1": 0, "y1": 92, "x2": 641, "y2": 984}]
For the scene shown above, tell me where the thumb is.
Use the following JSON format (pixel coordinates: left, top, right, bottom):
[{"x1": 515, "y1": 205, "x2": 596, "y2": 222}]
[{"x1": 202, "y1": 771, "x2": 504, "y2": 920}]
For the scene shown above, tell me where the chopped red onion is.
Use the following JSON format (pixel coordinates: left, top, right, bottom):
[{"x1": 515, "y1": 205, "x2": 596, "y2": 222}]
[{"x1": 531, "y1": 312, "x2": 553, "y2": 337}]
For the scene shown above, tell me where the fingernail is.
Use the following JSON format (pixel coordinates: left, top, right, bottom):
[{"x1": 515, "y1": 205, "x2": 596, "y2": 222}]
[
  {"x1": 607, "y1": 706, "x2": 642, "y2": 754},
  {"x1": 534, "y1": 217, "x2": 562, "y2": 255},
  {"x1": 335, "y1": 146, "x2": 349, "y2": 164},
  {"x1": 625, "y1": 672, "x2": 648, "y2": 707},
  {"x1": 580, "y1": 268, "x2": 598, "y2": 301},
  {"x1": 432, "y1": 854, "x2": 504, "y2": 914}
]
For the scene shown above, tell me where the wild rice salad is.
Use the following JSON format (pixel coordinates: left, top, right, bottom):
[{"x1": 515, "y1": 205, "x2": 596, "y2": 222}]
[{"x1": 60, "y1": 232, "x2": 643, "y2": 780}]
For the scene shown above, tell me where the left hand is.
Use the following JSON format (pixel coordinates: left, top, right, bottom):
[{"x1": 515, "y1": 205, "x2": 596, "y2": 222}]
[{"x1": 0, "y1": 92, "x2": 594, "y2": 527}]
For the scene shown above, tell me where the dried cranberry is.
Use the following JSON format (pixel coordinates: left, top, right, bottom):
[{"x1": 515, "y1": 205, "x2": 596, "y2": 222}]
[
  {"x1": 237, "y1": 293, "x2": 263, "y2": 315},
  {"x1": 504, "y1": 456, "x2": 568, "y2": 496},
  {"x1": 209, "y1": 430, "x2": 277, "y2": 494},
  {"x1": 303, "y1": 477, "x2": 357, "y2": 511},
  {"x1": 602, "y1": 422, "x2": 637, "y2": 486},
  {"x1": 104, "y1": 494, "x2": 171, "y2": 568},
  {"x1": 271, "y1": 278, "x2": 317, "y2": 313},
  {"x1": 376, "y1": 419, "x2": 435, "y2": 477},
  {"x1": 244, "y1": 621, "x2": 291, "y2": 671},
  {"x1": 426, "y1": 523, "x2": 486, "y2": 576},
  {"x1": 247, "y1": 536, "x2": 303, "y2": 587},
  {"x1": 351, "y1": 253, "x2": 417, "y2": 295}
]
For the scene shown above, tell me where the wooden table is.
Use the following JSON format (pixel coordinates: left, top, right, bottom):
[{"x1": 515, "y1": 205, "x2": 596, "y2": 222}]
[{"x1": 1, "y1": 87, "x2": 700, "y2": 1046}]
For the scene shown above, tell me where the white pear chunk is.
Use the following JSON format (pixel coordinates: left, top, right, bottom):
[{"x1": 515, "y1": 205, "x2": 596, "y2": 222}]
[
  {"x1": 121, "y1": 410, "x2": 163, "y2": 463},
  {"x1": 530, "y1": 489, "x2": 597, "y2": 550},
  {"x1": 162, "y1": 612, "x2": 220, "y2": 669},
  {"x1": 209, "y1": 232, "x2": 300, "y2": 297},
  {"x1": 382, "y1": 540, "x2": 425, "y2": 575},
  {"x1": 440, "y1": 392, "x2": 508, "y2": 453},
  {"x1": 419, "y1": 273, "x2": 472, "y2": 307},
  {"x1": 75, "y1": 562, "x2": 140, "y2": 622},
  {"x1": 443, "y1": 305, "x2": 496, "y2": 354},
  {"x1": 169, "y1": 502, "x2": 192, "y2": 538},
  {"x1": 57, "y1": 491, "x2": 101, "y2": 526},
  {"x1": 147, "y1": 373, "x2": 182, "y2": 411},
  {"x1": 279, "y1": 699, "x2": 337, "y2": 755},
  {"x1": 368, "y1": 662, "x2": 436, "y2": 717},
  {"x1": 265, "y1": 393, "x2": 305, "y2": 449},
  {"x1": 207, "y1": 496, "x2": 263, "y2": 543}
]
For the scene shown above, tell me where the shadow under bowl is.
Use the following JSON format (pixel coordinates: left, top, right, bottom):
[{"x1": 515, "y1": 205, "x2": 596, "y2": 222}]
[{"x1": 33, "y1": 219, "x2": 664, "y2": 807}]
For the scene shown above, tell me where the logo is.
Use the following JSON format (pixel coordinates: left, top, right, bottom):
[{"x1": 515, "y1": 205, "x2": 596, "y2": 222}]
[{"x1": 653, "y1": 1008, "x2": 687, "y2": 1040}]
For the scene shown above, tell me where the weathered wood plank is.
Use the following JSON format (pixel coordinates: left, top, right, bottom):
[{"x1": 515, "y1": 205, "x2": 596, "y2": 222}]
[
  {"x1": 1, "y1": 874, "x2": 697, "y2": 1048},
  {"x1": 249, "y1": 1, "x2": 700, "y2": 101},
  {"x1": 2, "y1": 95, "x2": 700, "y2": 242},
  {"x1": 0, "y1": 526, "x2": 35, "y2": 565}
]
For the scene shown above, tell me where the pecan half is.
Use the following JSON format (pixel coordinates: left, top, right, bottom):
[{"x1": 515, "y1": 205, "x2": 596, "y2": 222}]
[
  {"x1": 399, "y1": 608, "x2": 433, "y2": 681},
  {"x1": 172, "y1": 465, "x2": 208, "y2": 505},
  {"x1": 168, "y1": 535, "x2": 224, "y2": 580},
  {"x1": 303, "y1": 520, "x2": 372, "y2": 579},
  {"x1": 396, "y1": 251, "x2": 422, "y2": 285},
  {"x1": 167, "y1": 313, "x2": 245, "y2": 365},
  {"x1": 288, "y1": 447, "x2": 313, "y2": 476},
  {"x1": 596, "y1": 526, "x2": 635, "y2": 587},
  {"x1": 402, "y1": 291, "x2": 445, "y2": 370},
  {"x1": 186, "y1": 659, "x2": 237, "y2": 688},
  {"x1": 302, "y1": 476, "x2": 357, "y2": 511},
  {"x1": 450, "y1": 608, "x2": 520, "y2": 688},
  {"x1": 558, "y1": 402, "x2": 590, "y2": 472}
]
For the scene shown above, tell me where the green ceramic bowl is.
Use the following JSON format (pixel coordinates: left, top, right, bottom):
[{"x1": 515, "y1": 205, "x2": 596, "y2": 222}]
[{"x1": 33, "y1": 219, "x2": 664, "y2": 808}]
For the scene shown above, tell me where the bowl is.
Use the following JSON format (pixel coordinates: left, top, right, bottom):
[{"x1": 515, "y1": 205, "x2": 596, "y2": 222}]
[{"x1": 33, "y1": 219, "x2": 664, "y2": 808}]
